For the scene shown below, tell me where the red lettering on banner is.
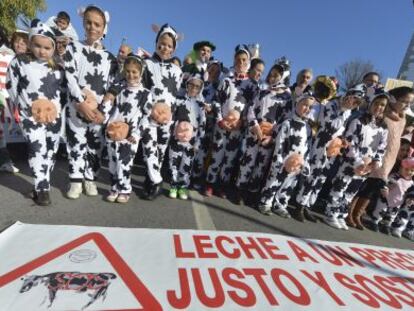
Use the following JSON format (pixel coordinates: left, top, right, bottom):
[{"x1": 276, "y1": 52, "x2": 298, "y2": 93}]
[
  {"x1": 216, "y1": 236, "x2": 241, "y2": 259},
  {"x1": 301, "y1": 270, "x2": 345, "y2": 306},
  {"x1": 194, "y1": 235, "x2": 219, "y2": 259},
  {"x1": 166, "y1": 268, "x2": 191, "y2": 309},
  {"x1": 235, "y1": 237, "x2": 267, "y2": 259},
  {"x1": 325, "y1": 245, "x2": 364, "y2": 267},
  {"x1": 350, "y1": 247, "x2": 382, "y2": 268},
  {"x1": 308, "y1": 243, "x2": 343, "y2": 266},
  {"x1": 334, "y1": 273, "x2": 380, "y2": 308},
  {"x1": 270, "y1": 268, "x2": 311, "y2": 306},
  {"x1": 393, "y1": 252, "x2": 414, "y2": 271},
  {"x1": 243, "y1": 268, "x2": 279, "y2": 305},
  {"x1": 192, "y1": 268, "x2": 225, "y2": 308},
  {"x1": 257, "y1": 238, "x2": 289, "y2": 260},
  {"x1": 222, "y1": 268, "x2": 256, "y2": 307},
  {"x1": 287, "y1": 241, "x2": 319, "y2": 263},
  {"x1": 355, "y1": 275, "x2": 402, "y2": 309},
  {"x1": 388, "y1": 277, "x2": 414, "y2": 295},
  {"x1": 366, "y1": 249, "x2": 407, "y2": 271},
  {"x1": 173, "y1": 234, "x2": 195, "y2": 258},
  {"x1": 374, "y1": 276, "x2": 414, "y2": 307}
]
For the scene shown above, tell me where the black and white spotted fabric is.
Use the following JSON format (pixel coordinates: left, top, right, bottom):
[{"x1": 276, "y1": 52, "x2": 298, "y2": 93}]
[
  {"x1": 64, "y1": 40, "x2": 119, "y2": 182},
  {"x1": 6, "y1": 55, "x2": 66, "y2": 191},
  {"x1": 105, "y1": 85, "x2": 152, "y2": 194},
  {"x1": 237, "y1": 87, "x2": 292, "y2": 191},
  {"x1": 140, "y1": 53, "x2": 183, "y2": 184},
  {"x1": 391, "y1": 192, "x2": 414, "y2": 238},
  {"x1": 259, "y1": 113, "x2": 312, "y2": 211},
  {"x1": 192, "y1": 80, "x2": 219, "y2": 180},
  {"x1": 169, "y1": 95, "x2": 206, "y2": 187},
  {"x1": 206, "y1": 76, "x2": 259, "y2": 185},
  {"x1": 325, "y1": 114, "x2": 388, "y2": 220},
  {"x1": 296, "y1": 98, "x2": 352, "y2": 209}
]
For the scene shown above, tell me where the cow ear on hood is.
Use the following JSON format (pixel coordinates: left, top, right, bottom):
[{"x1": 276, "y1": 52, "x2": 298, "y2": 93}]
[
  {"x1": 176, "y1": 32, "x2": 184, "y2": 42},
  {"x1": 151, "y1": 24, "x2": 160, "y2": 33}
]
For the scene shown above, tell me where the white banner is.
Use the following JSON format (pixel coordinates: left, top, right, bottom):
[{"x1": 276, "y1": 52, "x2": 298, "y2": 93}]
[{"x1": 0, "y1": 222, "x2": 413, "y2": 310}]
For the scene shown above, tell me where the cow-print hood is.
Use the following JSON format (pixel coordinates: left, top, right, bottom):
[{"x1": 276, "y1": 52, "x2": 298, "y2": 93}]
[
  {"x1": 155, "y1": 23, "x2": 179, "y2": 47},
  {"x1": 186, "y1": 73, "x2": 204, "y2": 99},
  {"x1": 29, "y1": 19, "x2": 59, "y2": 48}
]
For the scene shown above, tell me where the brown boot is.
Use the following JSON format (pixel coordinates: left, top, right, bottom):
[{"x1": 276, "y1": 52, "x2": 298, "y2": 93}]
[
  {"x1": 352, "y1": 198, "x2": 370, "y2": 230},
  {"x1": 345, "y1": 199, "x2": 357, "y2": 228}
]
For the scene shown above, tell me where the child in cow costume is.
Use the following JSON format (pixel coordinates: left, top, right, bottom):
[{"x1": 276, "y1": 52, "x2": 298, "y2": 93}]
[
  {"x1": 139, "y1": 23, "x2": 183, "y2": 200},
  {"x1": 168, "y1": 73, "x2": 206, "y2": 200},
  {"x1": 6, "y1": 20, "x2": 66, "y2": 206},
  {"x1": 64, "y1": 5, "x2": 119, "y2": 199},
  {"x1": 204, "y1": 44, "x2": 259, "y2": 198},
  {"x1": 390, "y1": 186, "x2": 414, "y2": 241},
  {"x1": 258, "y1": 93, "x2": 315, "y2": 218},
  {"x1": 323, "y1": 92, "x2": 390, "y2": 230},
  {"x1": 104, "y1": 54, "x2": 152, "y2": 203},
  {"x1": 293, "y1": 84, "x2": 366, "y2": 221},
  {"x1": 236, "y1": 60, "x2": 292, "y2": 201}
]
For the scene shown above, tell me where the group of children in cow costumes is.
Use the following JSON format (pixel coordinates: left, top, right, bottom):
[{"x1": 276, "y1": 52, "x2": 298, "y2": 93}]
[{"x1": 3, "y1": 5, "x2": 414, "y2": 241}]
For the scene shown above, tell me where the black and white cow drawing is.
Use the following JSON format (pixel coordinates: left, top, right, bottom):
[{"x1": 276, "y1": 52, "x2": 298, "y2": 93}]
[{"x1": 19, "y1": 272, "x2": 117, "y2": 310}]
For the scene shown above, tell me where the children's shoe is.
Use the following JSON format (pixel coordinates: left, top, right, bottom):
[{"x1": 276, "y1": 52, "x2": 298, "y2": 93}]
[
  {"x1": 178, "y1": 188, "x2": 188, "y2": 200},
  {"x1": 67, "y1": 182, "x2": 82, "y2": 199},
  {"x1": 204, "y1": 185, "x2": 214, "y2": 197},
  {"x1": 116, "y1": 194, "x2": 130, "y2": 203},
  {"x1": 323, "y1": 216, "x2": 342, "y2": 229},
  {"x1": 338, "y1": 218, "x2": 349, "y2": 231},
  {"x1": 0, "y1": 162, "x2": 19, "y2": 173},
  {"x1": 33, "y1": 190, "x2": 51, "y2": 206},
  {"x1": 273, "y1": 207, "x2": 291, "y2": 219},
  {"x1": 169, "y1": 188, "x2": 178, "y2": 199},
  {"x1": 391, "y1": 228, "x2": 402, "y2": 238},
  {"x1": 402, "y1": 230, "x2": 414, "y2": 241},
  {"x1": 106, "y1": 191, "x2": 118, "y2": 202},
  {"x1": 258, "y1": 203, "x2": 272, "y2": 216},
  {"x1": 84, "y1": 180, "x2": 98, "y2": 196}
]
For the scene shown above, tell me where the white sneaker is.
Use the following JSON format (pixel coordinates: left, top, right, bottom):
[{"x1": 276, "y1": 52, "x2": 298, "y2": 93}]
[
  {"x1": 391, "y1": 228, "x2": 402, "y2": 238},
  {"x1": 324, "y1": 216, "x2": 342, "y2": 229},
  {"x1": 0, "y1": 162, "x2": 19, "y2": 173},
  {"x1": 67, "y1": 182, "x2": 82, "y2": 199},
  {"x1": 338, "y1": 218, "x2": 349, "y2": 231},
  {"x1": 84, "y1": 180, "x2": 98, "y2": 196},
  {"x1": 106, "y1": 191, "x2": 118, "y2": 203},
  {"x1": 273, "y1": 208, "x2": 291, "y2": 219}
]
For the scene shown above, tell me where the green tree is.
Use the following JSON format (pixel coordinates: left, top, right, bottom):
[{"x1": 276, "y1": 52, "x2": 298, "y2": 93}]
[{"x1": 0, "y1": 0, "x2": 46, "y2": 38}]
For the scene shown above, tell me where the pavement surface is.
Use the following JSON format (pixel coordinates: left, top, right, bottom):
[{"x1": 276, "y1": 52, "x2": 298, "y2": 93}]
[{"x1": 0, "y1": 148, "x2": 413, "y2": 251}]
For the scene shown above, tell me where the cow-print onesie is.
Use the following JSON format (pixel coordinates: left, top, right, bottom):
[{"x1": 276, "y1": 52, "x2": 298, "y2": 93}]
[
  {"x1": 296, "y1": 98, "x2": 352, "y2": 209},
  {"x1": 206, "y1": 76, "x2": 259, "y2": 185},
  {"x1": 6, "y1": 55, "x2": 66, "y2": 191},
  {"x1": 64, "y1": 40, "x2": 119, "y2": 182},
  {"x1": 325, "y1": 113, "x2": 388, "y2": 220},
  {"x1": 192, "y1": 79, "x2": 219, "y2": 180},
  {"x1": 259, "y1": 112, "x2": 311, "y2": 212},
  {"x1": 237, "y1": 86, "x2": 292, "y2": 192},
  {"x1": 169, "y1": 95, "x2": 206, "y2": 188},
  {"x1": 104, "y1": 84, "x2": 152, "y2": 194},
  {"x1": 140, "y1": 53, "x2": 183, "y2": 185},
  {"x1": 390, "y1": 188, "x2": 414, "y2": 239}
]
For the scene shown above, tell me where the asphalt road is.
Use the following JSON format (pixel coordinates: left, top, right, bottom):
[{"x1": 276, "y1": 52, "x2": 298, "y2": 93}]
[{"x1": 0, "y1": 154, "x2": 413, "y2": 251}]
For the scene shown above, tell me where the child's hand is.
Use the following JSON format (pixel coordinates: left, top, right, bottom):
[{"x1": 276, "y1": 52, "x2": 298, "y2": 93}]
[
  {"x1": 218, "y1": 119, "x2": 232, "y2": 131},
  {"x1": 103, "y1": 93, "x2": 115, "y2": 104},
  {"x1": 92, "y1": 110, "x2": 105, "y2": 124},
  {"x1": 251, "y1": 124, "x2": 263, "y2": 141},
  {"x1": 261, "y1": 136, "x2": 272, "y2": 146},
  {"x1": 127, "y1": 136, "x2": 137, "y2": 144},
  {"x1": 369, "y1": 161, "x2": 380, "y2": 170},
  {"x1": 77, "y1": 101, "x2": 96, "y2": 122},
  {"x1": 380, "y1": 186, "x2": 389, "y2": 198},
  {"x1": 204, "y1": 103, "x2": 212, "y2": 113}
]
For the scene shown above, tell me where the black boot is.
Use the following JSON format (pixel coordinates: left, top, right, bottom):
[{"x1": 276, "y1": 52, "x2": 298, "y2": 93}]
[
  {"x1": 304, "y1": 208, "x2": 318, "y2": 223},
  {"x1": 145, "y1": 182, "x2": 162, "y2": 201},
  {"x1": 292, "y1": 206, "x2": 305, "y2": 222},
  {"x1": 34, "y1": 190, "x2": 51, "y2": 206}
]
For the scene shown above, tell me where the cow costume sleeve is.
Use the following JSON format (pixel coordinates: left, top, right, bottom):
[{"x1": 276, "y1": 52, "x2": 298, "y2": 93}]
[
  {"x1": 372, "y1": 128, "x2": 388, "y2": 164},
  {"x1": 5, "y1": 57, "x2": 20, "y2": 108},
  {"x1": 247, "y1": 95, "x2": 260, "y2": 127},
  {"x1": 344, "y1": 118, "x2": 364, "y2": 167},
  {"x1": 212, "y1": 78, "x2": 231, "y2": 122},
  {"x1": 272, "y1": 121, "x2": 290, "y2": 172},
  {"x1": 63, "y1": 42, "x2": 85, "y2": 105}
]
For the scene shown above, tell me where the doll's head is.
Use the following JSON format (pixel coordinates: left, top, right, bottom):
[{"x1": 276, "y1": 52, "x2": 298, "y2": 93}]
[
  {"x1": 151, "y1": 102, "x2": 172, "y2": 124},
  {"x1": 259, "y1": 121, "x2": 273, "y2": 136},
  {"x1": 31, "y1": 99, "x2": 57, "y2": 124},
  {"x1": 326, "y1": 137, "x2": 343, "y2": 158},
  {"x1": 175, "y1": 121, "x2": 193, "y2": 142},
  {"x1": 284, "y1": 153, "x2": 304, "y2": 173},
  {"x1": 107, "y1": 121, "x2": 129, "y2": 141}
]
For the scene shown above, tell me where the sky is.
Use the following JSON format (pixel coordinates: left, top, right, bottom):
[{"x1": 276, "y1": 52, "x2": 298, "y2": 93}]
[{"x1": 36, "y1": 0, "x2": 414, "y2": 82}]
